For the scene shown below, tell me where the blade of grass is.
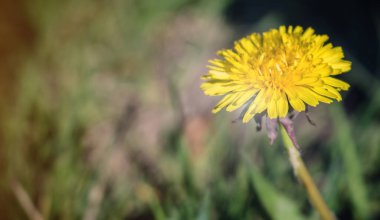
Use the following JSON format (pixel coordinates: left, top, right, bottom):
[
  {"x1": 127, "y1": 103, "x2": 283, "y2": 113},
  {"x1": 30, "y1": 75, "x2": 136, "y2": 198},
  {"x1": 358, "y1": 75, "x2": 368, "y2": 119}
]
[
  {"x1": 245, "y1": 159, "x2": 305, "y2": 220},
  {"x1": 330, "y1": 104, "x2": 369, "y2": 219}
]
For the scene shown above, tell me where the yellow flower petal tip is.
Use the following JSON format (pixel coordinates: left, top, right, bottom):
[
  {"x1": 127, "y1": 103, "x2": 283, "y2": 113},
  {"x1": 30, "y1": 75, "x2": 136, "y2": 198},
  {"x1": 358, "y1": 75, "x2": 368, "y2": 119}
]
[{"x1": 201, "y1": 25, "x2": 351, "y2": 122}]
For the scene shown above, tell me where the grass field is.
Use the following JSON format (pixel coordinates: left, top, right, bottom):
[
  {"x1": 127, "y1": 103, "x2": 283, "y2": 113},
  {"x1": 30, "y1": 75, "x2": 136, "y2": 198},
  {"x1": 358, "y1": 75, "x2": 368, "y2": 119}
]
[{"x1": 0, "y1": 0, "x2": 379, "y2": 219}]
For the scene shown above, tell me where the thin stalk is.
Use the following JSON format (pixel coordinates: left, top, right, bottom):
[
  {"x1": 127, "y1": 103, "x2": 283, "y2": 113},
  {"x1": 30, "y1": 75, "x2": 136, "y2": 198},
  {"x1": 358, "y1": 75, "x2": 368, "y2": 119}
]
[{"x1": 279, "y1": 124, "x2": 335, "y2": 220}]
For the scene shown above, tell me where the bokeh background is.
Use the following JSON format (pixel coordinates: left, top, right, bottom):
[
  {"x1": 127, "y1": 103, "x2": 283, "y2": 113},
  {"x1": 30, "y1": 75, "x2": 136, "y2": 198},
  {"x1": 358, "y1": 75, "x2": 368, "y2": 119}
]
[{"x1": 0, "y1": 0, "x2": 379, "y2": 219}]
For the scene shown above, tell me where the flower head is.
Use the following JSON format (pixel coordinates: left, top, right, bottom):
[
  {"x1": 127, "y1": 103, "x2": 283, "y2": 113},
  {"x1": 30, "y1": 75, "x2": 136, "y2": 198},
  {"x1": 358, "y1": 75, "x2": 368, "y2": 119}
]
[{"x1": 201, "y1": 26, "x2": 351, "y2": 123}]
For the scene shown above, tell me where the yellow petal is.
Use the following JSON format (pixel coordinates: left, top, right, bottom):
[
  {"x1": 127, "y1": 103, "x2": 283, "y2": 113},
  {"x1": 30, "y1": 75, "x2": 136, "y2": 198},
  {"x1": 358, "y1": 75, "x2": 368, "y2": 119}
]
[
  {"x1": 331, "y1": 60, "x2": 351, "y2": 74},
  {"x1": 202, "y1": 83, "x2": 246, "y2": 96},
  {"x1": 249, "y1": 33, "x2": 262, "y2": 48},
  {"x1": 209, "y1": 59, "x2": 225, "y2": 67},
  {"x1": 315, "y1": 43, "x2": 333, "y2": 57},
  {"x1": 284, "y1": 87, "x2": 297, "y2": 99},
  {"x1": 287, "y1": 25, "x2": 294, "y2": 34},
  {"x1": 313, "y1": 93, "x2": 333, "y2": 103},
  {"x1": 322, "y1": 77, "x2": 350, "y2": 90},
  {"x1": 314, "y1": 64, "x2": 333, "y2": 77},
  {"x1": 302, "y1": 27, "x2": 314, "y2": 39},
  {"x1": 267, "y1": 95, "x2": 278, "y2": 118},
  {"x1": 289, "y1": 97, "x2": 306, "y2": 112},
  {"x1": 226, "y1": 89, "x2": 258, "y2": 112},
  {"x1": 212, "y1": 93, "x2": 239, "y2": 113},
  {"x1": 207, "y1": 65, "x2": 225, "y2": 71},
  {"x1": 242, "y1": 89, "x2": 267, "y2": 123},
  {"x1": 277, "y1": 92, "x2": 289, "y2": 117},
  {"x1": 324, "y1": 85, "x2": 342, "y2": 101},
  {"x1": 294, "y1": 26, "x2": 303, "y2": 34},
  {"x1": 295, "y1": 86, "x2": 319, "y2": 107},
  {"x1": 206, "y1": 70, "x2": 231, "y2": 80},
  {"x1": 240, "y1": 38, "x2": 255, "y2": 54},
  {"x1": 295, "y1": 77, "x2": 319, "y2": 85},
  {"x1": 311, "y1": 87, "x2": 337, "y2": 99}
]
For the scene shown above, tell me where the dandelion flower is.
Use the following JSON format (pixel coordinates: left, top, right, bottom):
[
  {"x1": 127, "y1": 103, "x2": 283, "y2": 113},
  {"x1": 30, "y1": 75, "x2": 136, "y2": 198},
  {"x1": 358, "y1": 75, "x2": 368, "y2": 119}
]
[{"x1": 201, "y1": 26, "x2": 351, "y2": 123}]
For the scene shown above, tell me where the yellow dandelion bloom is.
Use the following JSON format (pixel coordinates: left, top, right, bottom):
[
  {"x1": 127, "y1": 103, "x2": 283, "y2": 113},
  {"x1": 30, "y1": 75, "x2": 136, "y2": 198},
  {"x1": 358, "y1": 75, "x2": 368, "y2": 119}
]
[{"x1": 201, "y1": 25, "x2": 351, "y2": 123}]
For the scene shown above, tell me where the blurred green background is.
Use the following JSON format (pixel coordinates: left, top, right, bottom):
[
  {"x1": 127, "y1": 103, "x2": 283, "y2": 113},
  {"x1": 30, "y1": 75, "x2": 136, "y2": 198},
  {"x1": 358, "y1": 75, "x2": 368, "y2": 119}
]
[{"x1": 0, "y1": 0, "x2": 379, "y2": 219}]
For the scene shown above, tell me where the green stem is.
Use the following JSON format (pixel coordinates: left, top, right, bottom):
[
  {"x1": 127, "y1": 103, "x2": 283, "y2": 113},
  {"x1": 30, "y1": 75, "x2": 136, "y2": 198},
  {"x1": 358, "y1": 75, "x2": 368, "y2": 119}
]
[{"x1": 279, "y1": 124, "x2": 335, "y2": 220}]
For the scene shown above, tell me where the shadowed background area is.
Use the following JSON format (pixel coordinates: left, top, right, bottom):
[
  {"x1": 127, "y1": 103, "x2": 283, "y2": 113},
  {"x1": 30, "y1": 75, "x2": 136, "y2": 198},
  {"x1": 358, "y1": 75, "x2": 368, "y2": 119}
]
[{"x1": 0, "y1": 0, "x2": 379, "y2": 219}]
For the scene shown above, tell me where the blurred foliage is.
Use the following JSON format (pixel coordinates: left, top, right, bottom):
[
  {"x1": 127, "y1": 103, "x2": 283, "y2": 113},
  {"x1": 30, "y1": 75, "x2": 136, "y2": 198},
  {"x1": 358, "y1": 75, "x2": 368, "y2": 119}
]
[{"x1": 0, "y1": 0, "x2": 379, "y2": 219}]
